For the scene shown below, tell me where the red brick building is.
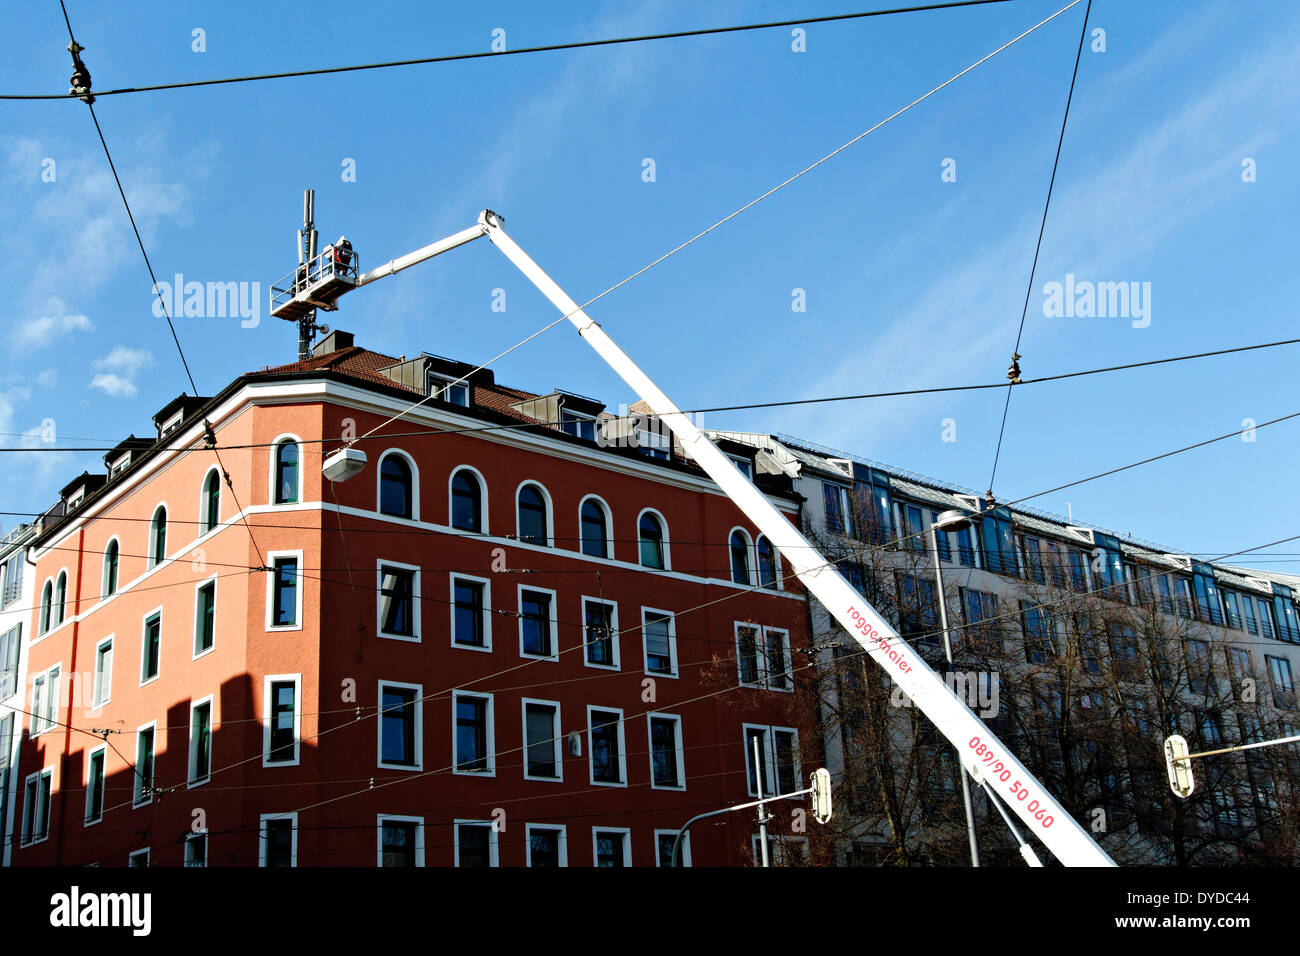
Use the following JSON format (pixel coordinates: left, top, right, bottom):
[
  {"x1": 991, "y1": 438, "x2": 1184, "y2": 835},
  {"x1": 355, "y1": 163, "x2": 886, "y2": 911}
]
[{"x1": 12, "y1": 331, "x2": 815, "y2": 867}]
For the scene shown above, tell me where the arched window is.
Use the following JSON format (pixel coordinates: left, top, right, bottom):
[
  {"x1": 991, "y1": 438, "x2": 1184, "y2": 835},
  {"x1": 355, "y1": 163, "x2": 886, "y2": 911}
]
[
  {"x1": 103, "y1": 540, "x2": 120, "y2": 598},
  {"x1": 379, "y1": 453, "x2": 414, "y2": 519},
  {"x1": 450, "y1": 469, "x2": 484, "y2": 533},
  {"x1": 517, "y1": 484, "x2": 549, "y2": 547},
  {"x1": 54, "y1": 571, "x2": 67, "y2": 627},
  {"x1": 580, "y1": 498, "x2": 609, "y2": 558},
  {"x1": 730, "y1": 530, "x2": 752, "y2": 585},
  {"x1": 757, "y1": 536, "x2": 779, "y2": 590},
  {"x1": 39, "y1": 580, "x2": 52, "y2": 634},
  {"x1": 201, "y1": 469, "x2": 221, "y2": 534},
  {"x1": 638, "y1": 512, "x2": 666, "y2": 570},
  {"x1": 274, "y1": 439, "x2": 300, "y2": 505},
  {"x1": 149, "y1": 506, "x2": 167, "y2": 568}
]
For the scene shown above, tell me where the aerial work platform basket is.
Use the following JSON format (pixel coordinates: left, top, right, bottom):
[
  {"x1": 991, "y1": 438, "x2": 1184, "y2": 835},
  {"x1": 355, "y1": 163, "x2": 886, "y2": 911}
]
[{"x1": 269, "y1": 243, "x2": 359, "y2": 320}]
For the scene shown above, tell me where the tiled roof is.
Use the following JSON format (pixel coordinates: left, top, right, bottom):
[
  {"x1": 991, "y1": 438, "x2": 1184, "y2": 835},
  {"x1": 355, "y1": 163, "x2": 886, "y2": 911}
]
[{"x1": 250, "y1": 346, "x2": 420, "y2": 393}]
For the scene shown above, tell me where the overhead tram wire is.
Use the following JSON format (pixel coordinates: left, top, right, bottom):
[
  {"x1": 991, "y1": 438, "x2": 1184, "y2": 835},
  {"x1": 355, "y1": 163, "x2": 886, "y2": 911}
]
[
  {"x1": 5, "y1": 1, "x2": 1017, "y2": 101},
  {"x1": 988, "y1": 0, "x2": 1092, "y2": 493},
  {"x1": 58, "y1": 1, "x2": 268, "y2": 572}
]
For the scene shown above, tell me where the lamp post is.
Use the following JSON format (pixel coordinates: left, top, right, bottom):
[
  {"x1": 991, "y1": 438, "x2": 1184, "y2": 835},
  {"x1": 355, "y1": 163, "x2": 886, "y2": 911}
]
[{"x1": 929, "y1": 508, "x2": 981, "y2": 867}]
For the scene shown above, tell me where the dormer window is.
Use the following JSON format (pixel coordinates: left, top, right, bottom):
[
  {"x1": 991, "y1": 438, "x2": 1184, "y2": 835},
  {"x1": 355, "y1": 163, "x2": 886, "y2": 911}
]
[
  {"x1": 728, "y1": 455, "x2": 753, "y2": 480},
  {"x1": 636, "y1": 419, "x2": 671, "y2": 461},
  {"x1": 160, "y1": 413, "x2": 183, "y2": 438},
  {"x1": 559, "y1": 410, "x2": 595, "y2": 441},
  {"x1": 109, "y1": 455, "x2": 130, "y2": 479},
  {"x1": 429, "y1": 375, "x2": 469, "y2": 408}
]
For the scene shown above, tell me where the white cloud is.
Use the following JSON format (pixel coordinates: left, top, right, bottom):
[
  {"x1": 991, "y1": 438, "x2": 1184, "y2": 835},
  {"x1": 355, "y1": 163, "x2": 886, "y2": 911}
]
[
  {"x1": 35, "y1": 369, "x2": 57, "y2": 388},
  {"x1": 94, "y1": 345, "x2": 155, "y2": 376},
  {"x1": 89, "y1": 373, "x2": 138, "y2": 398},
  {"x1": 15, "y1": 311, "x2": 93, "y2": 351}
]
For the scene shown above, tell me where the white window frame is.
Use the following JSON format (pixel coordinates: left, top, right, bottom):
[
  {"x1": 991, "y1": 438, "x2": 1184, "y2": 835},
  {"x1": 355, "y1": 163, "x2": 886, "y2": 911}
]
[
  {"x1": 591, "y1": 826, "x2": 633, "y2": 867},
  {"x1": 430, "y1": 373, "x2": 470, "y2": 408},
  {"x1": 734, "y1": 622, "x2": 764, "y2": 688},
  {"x1": 30, "y1": 663, "x2": 61, "y2": 736},
  {"x1": 92, "y1": 635, "x2": 114, "y2": 709},
  {"x1": 187, "y1": 695, "x2": 215, "y2": 789},
  {"x1": 755, "y1": 534, "x2": 784, "y2": 592},
  {"x1": 655, "y1": 828, "x2": 691, "y2": 867},
  {"x1": 640, "y1": 606, "x2": 678, "y2": 679},
  {"x1": 581, "y1": 596, "x2": 620, "y2": 671},
  {"x1": 452, "y1": 690, "x2": 496, "y2": 777},
  {"x1": 377, "y1": 814, "x2": 425, "y2": 867},
  {"x1": 728, "y1": 527, "x2": 755, "y2": 586},
  {"x1": 128, "y1": 848, "x2": 150, "y2": 867},
  {"x1": 85, "y1": 744, "x2": 107, "y2": 826},
  {"x1": 587, "y1": 705, "x2": 627, "y2": 788},
  {"x1": 742, "y1": 723, "x2": 801, "y2": 798},
  {"x1": 447, "y1": 465, "x2": 489, "y2": 534},
  {"x1": 265, "y1": 549, "x2": 304, "y2": 632},
  {"x1": 259, "y1": 812, "x2": 298, "y2": 867},
  {"x1": 269, "y1": 433, "x2": 304, "y2": 506},
  {"x1": 577, "y1": 494, "x2": 615, "y2": 559},
  {"x1": 525, "y1": 823, "x2": 568, "y2": 867},
  {"x1": 21, "y1": 768, "x2": 52, "y2": 846},
  {"x1": 146, "y1": 506, "x2": 168, "y2": 569},
  {"x1": 763, "y1": 626, "x2": 794, "y2": 693},
  {"x1": 377, "y1": 679, "x2": 423, "y2": 772},
  {"x1": 133, "y1": 720, "x2": 157, "y2": 807},
  {"x1": 263, "y1": 673, "x2": 302, "y2": 768},
  {"x1": 184, "y1": 831, "x2": 208, "y2": 867},
  {"x1": 140, "y1": 606, "x2": 163, "y2": 685},
  {"x1": 198, "y1": 465, "x2": 222, "y2": 536},
  {"x1": 636, "y1": 507, "x2": 671, "y2": 571},
  {"x1": 193, "y1": 574, "x2": 218, "y2": 659},
  {"x1": 376, "y1": 559, "x2": 422, "y2": 643},
  {"x1": 514, "y1": 480, "x2": 555, "y2": 548},
  {"x1": 449, "y1": 572, "x2": 492, "y2": 653},
  {"x1": 453, "y1": 819, "x2": 499, "y2": 867},
  {"x1": 521, "y1": 697, "x2": 562, "y2": 783},
  {"x1": 375, "y1": 448, "x2": 420, "y2": 521},
  {"x1": 517, "y1": 584, "x2": 559, "y2": 661},
  {"x1": 101, "y1": 536, "x2": 122, "y2": 598},
  {"x1": 647, "y1": 712, "x2": 686, "y2": 791}
]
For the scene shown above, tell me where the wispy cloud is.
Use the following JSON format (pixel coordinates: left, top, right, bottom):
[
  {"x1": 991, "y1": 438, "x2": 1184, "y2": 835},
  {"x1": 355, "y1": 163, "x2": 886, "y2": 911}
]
[
  {"x1": 89, "y1": 346, "x2": 155, "y2": 398},
  {"x1": 14, "y1": 308, "x2": 94, "y2": 351}
]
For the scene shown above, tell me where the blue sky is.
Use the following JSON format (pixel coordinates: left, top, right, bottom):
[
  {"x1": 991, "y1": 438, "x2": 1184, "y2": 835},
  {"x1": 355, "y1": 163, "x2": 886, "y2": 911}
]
[{"x1": 2, "y1": 0, "x2": 1298, "y2": 569}]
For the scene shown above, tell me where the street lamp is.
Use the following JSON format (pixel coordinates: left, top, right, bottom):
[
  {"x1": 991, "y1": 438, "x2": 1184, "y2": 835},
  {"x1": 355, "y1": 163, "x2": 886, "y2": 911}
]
[{"x1": 928, "y1": 508, "x2": 981, "y2": 867}]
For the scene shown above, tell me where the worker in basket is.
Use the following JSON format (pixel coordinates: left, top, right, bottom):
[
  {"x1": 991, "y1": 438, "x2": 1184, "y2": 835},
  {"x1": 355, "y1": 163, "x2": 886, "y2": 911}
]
[{"x1": 331, "y1": 235, "x2": 353, "y2": 276}]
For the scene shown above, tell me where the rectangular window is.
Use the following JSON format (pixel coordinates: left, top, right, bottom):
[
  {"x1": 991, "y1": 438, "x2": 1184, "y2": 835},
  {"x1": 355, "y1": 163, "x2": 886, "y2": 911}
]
[
  {"x1": 431, "y1": 375, "x2": 470, "y2": 407},
  {"x1": 378, "y1": 815, "x2": 423, "y2": 867},
  {"x1": 656, "y1": 830, "x2": 690, "y2": 867},
  {"x1": 93, "y1": 638, "x2": 113, "y2": 708},
  {"x1": 25, "y1": 770, "x2": 52, "y2": 845},
  {"x1": 904, "y1": 505, "x2": 926, "y2": 552},
  {"x1": 141, "y1": 611, "x2": 161, "y2": 682},
  {"x1": 265, "y1": 676, "x2": 300, "y2": 766},
  {"x1": 1091, "y1": 533, "x2": 1126, "y2": 597},
  {"x1": 642, "y1": 608, "x2": 676, "y2": 677},
  {"x1": 268, "y1": 554, "x2": 300, "y2": 628},
  {"x1": 0, "y1": 624, "x2": 20, "y2": 699},
  {"x1": 378, "y1": 563, "x2": 419, "y2": 640},
  {"x1": 1186, "y1": 640, "x2": 1213, "y2": 695},
  {"x1": 583, "y1": 598, "x2": 618, "y2": 668},
  {"x1": 455, "y1": 821, "x2": 498, "y2": 867},
  {"x1": 593, "y1": 828, "x2": 631, "y2": 867},
  {"x1": 955, "y1": 526, "x2": 976, "y2": 568},
  {"x1": 454, "y1": 691, "x2": 494, "y2": 775},
  {"x1": 823, "y1": 482, "x2": 851, "y2": 536},
  {"x1": 378, "y1": 682, "x2": 421, "y2": 770},
  {"x1": 1192, "y1": 563, "x2": 1223, "y2": 626},
  {"x1": 1272, "y1": 584, "x2": 1300, "y2": 643},
  {"x1": 559, "y1": 410, "x2": 596, "y2": 441},
  {"x1": 526, "y1": 824, "x2": 566, "y2": 867},
  {"x1": 184, "y1": 833, "x2": 207, "y2": 867},
  {"x1": 1266, "y1": 656, "x2": 1295, "y2": 709},
  {"x1": 1109, "y1": 626, "x2": 1141, "y2": 680},
  {"x1": 1067, "y1": 549, "x2": 1088, "y2": 592},
  {"x1": 260, "y1": 814, "x2": 296, "y2": 867},
  {"x1": 930, "y1": 512, "x2": 952, "y2": 562},
  {"x1": 85, "y1": 747, "x2": 106, "y2": 824},
  {"x1": 1020, "y1": 602, "x2": 1056, "y2": 664},
  {"x1": 519, "y1": 587, "x2": 556, "y2": 659},
  {"x1": 961, "y1": 588, "x2": 1000, "y2": 654},
  {"x1": 1021, "y1": 535, "x2": 1045, "y2": 584},
  {"x1": 452, "y1": 576, "x2": 490, "y2": 650},
  {"x1": 194, "y1": 579, "x2": 216, "y2": 655},
  {"x1": 648, "y1": 714, "x2": 684, "y2": 790},
  {"x1": 1243, "y1": 595, "x2": 1259, "y2": 635},
  {"x1": 736, "y1": 623, "x2": 761, "y2": 687},
  {"x1": 189, "y1": 698, "x2": 212, "y2": 786},
  {"x1": 1223, "y1": 591, "x2": 1243, "y2": 630},
  {"x1": 134, "y1": 724, "x2": 155, "y2": 805},
  {"x1": 588, "y1": 707, "x2": 626, "y2": 786},
  {"x1": 128, "y1": 848, "x2": 149, "y2": 868},
  {"x1": 978, "y1": 506, "x2": 1018, "y2": 576},
  {"x1": 743, "y1": 725, "x2": 800, "y2": 798},
  {"x1": 523, "y1": 700, "x2": 561, "y2": 781},
  {"x1": 1229, "y1": 647, "x2": 1253, "y2": 682},
  {"x1": 31, "y1": 665, "x2": 59, "y2": 735},
  {"x1": 897, "y1": 573, "x2": 938, "y2": 645},
  {"x1": 764, "y1": 627, "x2": 792, "y2": 691},
  {"x1": 1258, "y1": 596, "x2": 1276, "y2": 639}
]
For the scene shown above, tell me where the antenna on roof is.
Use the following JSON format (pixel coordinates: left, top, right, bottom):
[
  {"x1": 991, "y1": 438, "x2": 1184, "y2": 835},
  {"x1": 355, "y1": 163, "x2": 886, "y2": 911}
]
[{"x1": 270, "y1": 189, "x2": 355, "y2": 361}]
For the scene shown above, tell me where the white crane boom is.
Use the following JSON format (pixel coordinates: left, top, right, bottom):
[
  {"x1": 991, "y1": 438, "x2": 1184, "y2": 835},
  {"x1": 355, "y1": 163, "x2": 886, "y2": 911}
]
[{"x1": 325, "y1": 210, "x2": 1117, "y2": 867}]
